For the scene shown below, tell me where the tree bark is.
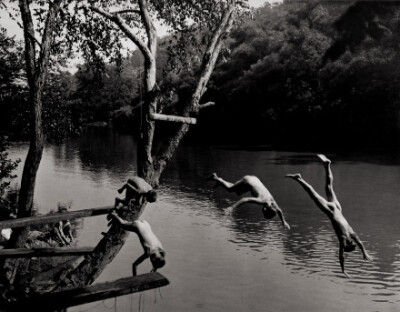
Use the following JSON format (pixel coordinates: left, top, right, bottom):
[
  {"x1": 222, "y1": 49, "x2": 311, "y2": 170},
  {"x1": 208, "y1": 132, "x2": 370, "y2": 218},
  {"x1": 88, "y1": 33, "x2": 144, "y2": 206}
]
[
  {"x1": 90, "y1": 0, "x2": 158, "y2": 182},
  {"x1": 17, "y1": 0, "x2": 63, "y2": 220},
  {"x1": 1, "y1": 0, "x2": 63, "y2": 288},
  {"x1": 137, "y1": 0, "x2": 158, "y2": 181},
  {"x1": 137, "y1": 57, "x2": 157, "y2": 181}
]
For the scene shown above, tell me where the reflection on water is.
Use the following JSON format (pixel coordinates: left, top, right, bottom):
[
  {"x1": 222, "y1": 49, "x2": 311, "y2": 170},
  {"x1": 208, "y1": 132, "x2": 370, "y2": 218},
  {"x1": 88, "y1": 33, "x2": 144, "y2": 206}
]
[{"x1": 7, "y1": 129, "x2": 400, "y2": 311}]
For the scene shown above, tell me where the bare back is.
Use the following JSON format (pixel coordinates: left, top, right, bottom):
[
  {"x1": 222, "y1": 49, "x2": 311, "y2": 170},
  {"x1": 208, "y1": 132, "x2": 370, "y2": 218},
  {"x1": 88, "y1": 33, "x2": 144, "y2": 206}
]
[
  {"x1": 132, "y1": 220, "x2": 163, "y2": 254},
  {"x1": 243, "y1": 176, "x2": 273, "y2": 200},
  {"x1": 128, "y1": 177, "x2": 153, "y2": 194}
]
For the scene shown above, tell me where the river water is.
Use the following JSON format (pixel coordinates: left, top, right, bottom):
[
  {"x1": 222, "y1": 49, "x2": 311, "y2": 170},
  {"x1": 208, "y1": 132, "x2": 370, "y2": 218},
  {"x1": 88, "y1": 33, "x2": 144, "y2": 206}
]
[{"x1": 7, "y1": 129, "x2": 400, "y2": 312}]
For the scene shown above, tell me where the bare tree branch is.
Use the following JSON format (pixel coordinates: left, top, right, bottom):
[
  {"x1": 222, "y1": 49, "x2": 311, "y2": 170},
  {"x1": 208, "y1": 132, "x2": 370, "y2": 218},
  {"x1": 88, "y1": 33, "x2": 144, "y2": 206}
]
[
  {"x1": 89, "y1": 5, "x2": 152, "y2": 61},
  {"x1": 138, "y1": 0, "x2": 156, "y2": 49},
  {"x1": 111, "y1": 9, "x2": 141, "y2": 15},
  {"x1": 0, "y1": 2, "x2": 42, "y2": 49},
  {"x1": 197, "y1": 102, "x2": 215, "y2": 110},
  {"x1": 38, "y1": 0, "x2": 63, "y2": 78},
  {"x1": 18, "y1": 0, "x2": 37, "y2": 82}
]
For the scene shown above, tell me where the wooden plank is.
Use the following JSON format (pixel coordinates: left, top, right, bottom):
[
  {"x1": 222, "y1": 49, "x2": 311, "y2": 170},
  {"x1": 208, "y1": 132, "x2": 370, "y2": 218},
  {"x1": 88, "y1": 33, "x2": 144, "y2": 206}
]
[
  {"x1": 0, "y1": 247, "x2": 94, "y2": 258},
  {"x1": 8, "y1": 272, "x2": 169, "y2": 310},
  {"x1": 0, "y1": 206, "x2": 114, "y2": 230},
  {"x1": 150, "y1": 112, "x2": 197, "y2": 124}
]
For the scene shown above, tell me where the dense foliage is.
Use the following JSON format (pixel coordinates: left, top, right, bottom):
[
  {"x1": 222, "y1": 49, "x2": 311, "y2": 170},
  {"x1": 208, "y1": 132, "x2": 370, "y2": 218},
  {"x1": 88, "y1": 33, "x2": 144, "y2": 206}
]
[
  {"x1": 0, "y1": 27, "x2": 78, "y2": 143},
  {"x1": 45, "y1": 1, "x2": 400, "y2": 148},
  {"x1": 198, "y1": 1, "x2": 400, "y2": 147},
  {"x1": 2, "y1": 1, "x2": 400, "y2": 148},
  {"x1": 0, "y1": 28, "x2": 21, "y2": 210}
]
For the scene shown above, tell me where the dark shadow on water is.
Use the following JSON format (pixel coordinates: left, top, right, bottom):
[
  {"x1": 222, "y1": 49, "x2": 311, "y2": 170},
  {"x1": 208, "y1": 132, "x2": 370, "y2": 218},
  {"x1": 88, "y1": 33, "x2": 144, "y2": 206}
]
[{"x1": 213, "y1": 144, "x2": 400, "y2": 166}]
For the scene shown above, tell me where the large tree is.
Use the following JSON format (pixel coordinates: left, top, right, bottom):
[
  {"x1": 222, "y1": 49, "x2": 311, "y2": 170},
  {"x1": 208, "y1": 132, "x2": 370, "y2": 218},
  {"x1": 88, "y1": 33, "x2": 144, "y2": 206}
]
[
  {"x1": 0, "y1": 0, "x2": 69, "y2": 290},
  {"x1": 1, "y1": 0, "x2": 249, "y2": 296},
  {"x1": 15, "y1": 0, "x2": 63, "y2": 220},
  {"x1": 55, "y1": 0, "x2": 247, "y2": 289},
  {"x1": 71, "y1": 0, "x2": 244, "y2": 184}
]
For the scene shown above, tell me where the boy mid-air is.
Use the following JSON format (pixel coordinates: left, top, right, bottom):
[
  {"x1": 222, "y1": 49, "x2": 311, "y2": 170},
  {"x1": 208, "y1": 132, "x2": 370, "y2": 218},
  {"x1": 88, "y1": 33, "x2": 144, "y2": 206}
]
[
  {"x1": 286, "y1": 154, "x2": 372, "y2": 277},
  {"x1": 207, "y1": 173, "x2": 290, "y2": 229},
  {"x1": 115, "y1": 177, "x2": 157, "y2": 208},
  {"x1": 108, "y1": 210, "x2": 165, "y2": 275}
]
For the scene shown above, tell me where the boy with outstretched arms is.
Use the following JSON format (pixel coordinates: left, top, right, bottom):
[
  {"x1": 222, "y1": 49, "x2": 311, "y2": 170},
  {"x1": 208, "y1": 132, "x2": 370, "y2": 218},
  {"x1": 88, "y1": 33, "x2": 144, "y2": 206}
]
[{"x1": 286, "y1": 154, "x2": 372, "y2": 277}]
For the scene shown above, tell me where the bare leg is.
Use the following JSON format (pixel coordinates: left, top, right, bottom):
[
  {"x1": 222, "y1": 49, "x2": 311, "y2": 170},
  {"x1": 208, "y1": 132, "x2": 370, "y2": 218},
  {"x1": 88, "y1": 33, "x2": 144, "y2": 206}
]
[
  {"x1": 215, "y1": 178, "x2": 235, "y2": 190},
  {"x1": 317, "y1": 154, "x2": 340, "y2": 207},
  {"x1": 207, "y1": 173, "x2": 239, "y2": 192},
  {"x1": 286, "y1": 173, "x2": 332, "y2": 215}
]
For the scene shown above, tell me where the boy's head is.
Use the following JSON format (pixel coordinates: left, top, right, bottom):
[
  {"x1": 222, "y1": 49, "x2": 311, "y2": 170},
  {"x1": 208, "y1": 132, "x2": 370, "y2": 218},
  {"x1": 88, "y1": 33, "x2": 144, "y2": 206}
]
[
  {"x1": 344, "y1": 239, "x2": 356, "y2": 252},
  {"x1": 150, "y1": 249, "x2": 166, "y2": 270},
  {"x1": 146, "y1": 190, "x2": 157, "y2": 203},
  {"x1": 262, "y1": 206, "x2": 276, "y2": 219}
]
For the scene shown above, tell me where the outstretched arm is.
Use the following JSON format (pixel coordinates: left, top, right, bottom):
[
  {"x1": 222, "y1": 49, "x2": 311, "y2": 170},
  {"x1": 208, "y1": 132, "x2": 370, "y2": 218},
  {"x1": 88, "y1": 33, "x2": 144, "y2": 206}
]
[
  {"x1": 339, "y1": 244, "x2": 350, "y2": 278},
  {"x1": 352, "y1": 233, "x2": 372, "y2": 261},
  {"x1": 132, "y1": 253, "x2": 149, "y2": 276},
  {"x1": 275, "y1": 207, "x2": 290, "y2": 230},
  {"x1": 109, "y1": 211, "x2": 137, "y2": 232},
  {"x1": 225, "y1": 197, "x2": 264, "y2": 215}
]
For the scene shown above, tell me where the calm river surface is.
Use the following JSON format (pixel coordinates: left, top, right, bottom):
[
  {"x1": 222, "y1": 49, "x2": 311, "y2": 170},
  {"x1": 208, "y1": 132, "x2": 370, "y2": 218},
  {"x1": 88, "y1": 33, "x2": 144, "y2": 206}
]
[{"x1": 8, "y1": 129, "x2": 400, "y2": 312}]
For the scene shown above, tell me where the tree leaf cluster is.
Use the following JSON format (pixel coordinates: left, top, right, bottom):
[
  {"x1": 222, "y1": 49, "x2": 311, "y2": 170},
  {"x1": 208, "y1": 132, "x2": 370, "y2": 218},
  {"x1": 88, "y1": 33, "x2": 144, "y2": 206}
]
[{"x1": 189, "y1": 1, "x2": 400, "y2": 147}]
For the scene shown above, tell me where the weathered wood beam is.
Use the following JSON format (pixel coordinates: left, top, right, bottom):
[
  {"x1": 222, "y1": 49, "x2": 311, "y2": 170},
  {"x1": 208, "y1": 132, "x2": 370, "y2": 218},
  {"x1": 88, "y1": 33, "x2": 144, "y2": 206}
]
[
  {"x1": 197, "y1": 101, "x2": 215, "y2": 109},
  {"x1": 7, "y1": 272, "x2": 169, "y2": 310},
  {"x1": 0, "y1": 206, "x2": 114, "y2": 230},
  {"x1": 0, "y1": 247, "x2": 94, "y2": 258},
  {"x1": 150, "y1": 113, "x2": 197, "y2": 124}
]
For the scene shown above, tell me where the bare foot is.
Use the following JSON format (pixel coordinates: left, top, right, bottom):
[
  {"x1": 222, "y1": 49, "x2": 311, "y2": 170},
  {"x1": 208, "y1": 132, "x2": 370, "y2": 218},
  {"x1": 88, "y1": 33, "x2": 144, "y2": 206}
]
[
  {"x1": 317, "y1": 154, "x2": 331, "y2": 164},
  {"x1": 206, "y1": 173, "x2": 218, "y2": 181},
  {"x1": 285, "y1": 173, "x2": 302, "y2": 180}
]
